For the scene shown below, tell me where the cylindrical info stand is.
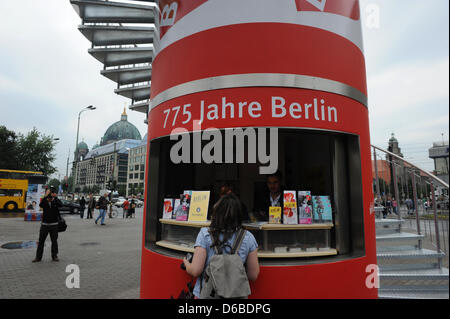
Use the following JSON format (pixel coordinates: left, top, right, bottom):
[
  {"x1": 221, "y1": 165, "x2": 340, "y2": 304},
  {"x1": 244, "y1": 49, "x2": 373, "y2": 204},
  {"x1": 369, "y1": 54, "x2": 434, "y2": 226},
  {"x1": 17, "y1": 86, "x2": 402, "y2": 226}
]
[{"x1": 141, "y1": 0, "x2": 377, "y2": 298}]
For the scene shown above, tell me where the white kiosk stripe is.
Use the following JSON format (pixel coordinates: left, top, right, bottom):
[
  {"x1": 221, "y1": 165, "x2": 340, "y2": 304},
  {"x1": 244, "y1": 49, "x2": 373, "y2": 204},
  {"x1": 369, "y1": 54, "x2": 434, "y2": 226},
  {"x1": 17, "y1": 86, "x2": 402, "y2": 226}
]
[
  {"x1": 156, "y1": 0, "x2": 364, "y2": 56},
  {"x1": 150, "y1": 73, "x2": 368, "y2": 110}
]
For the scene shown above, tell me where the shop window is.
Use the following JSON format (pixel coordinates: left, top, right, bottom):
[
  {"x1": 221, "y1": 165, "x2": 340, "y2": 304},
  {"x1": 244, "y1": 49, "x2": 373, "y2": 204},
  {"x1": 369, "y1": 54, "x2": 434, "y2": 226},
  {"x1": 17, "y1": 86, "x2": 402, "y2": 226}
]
[{"x1": 144, "y1": 128, "x2": 365, "y2": 264}]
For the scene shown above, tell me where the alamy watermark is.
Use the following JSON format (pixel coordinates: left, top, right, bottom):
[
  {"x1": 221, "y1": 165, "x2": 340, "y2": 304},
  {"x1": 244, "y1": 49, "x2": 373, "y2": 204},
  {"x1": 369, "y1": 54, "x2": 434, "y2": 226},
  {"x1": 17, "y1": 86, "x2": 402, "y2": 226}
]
[
  {"x1": 66, "y1": 264, "x2": 80, "y2": 289},
  {"x1": 170, "y1": 121, "x2": 279, "y2": 174},
  {"x1": 365, "y1": 264, "x2": 380, "y2": 289}
]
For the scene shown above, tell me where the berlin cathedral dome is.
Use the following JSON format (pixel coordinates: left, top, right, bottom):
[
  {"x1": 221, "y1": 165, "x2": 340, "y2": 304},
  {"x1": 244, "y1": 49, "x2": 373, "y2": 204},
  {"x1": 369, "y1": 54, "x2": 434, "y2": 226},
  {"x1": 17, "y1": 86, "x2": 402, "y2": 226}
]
[{"x1": 100, "y1": 108, "x2": 142, "y2": 146}]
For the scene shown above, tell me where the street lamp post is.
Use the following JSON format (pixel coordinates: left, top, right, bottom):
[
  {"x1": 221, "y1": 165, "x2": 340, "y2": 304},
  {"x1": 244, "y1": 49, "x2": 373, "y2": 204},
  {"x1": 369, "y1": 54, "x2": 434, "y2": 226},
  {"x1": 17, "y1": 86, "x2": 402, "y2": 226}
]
[{"x1": 73, "y1": 105, "x2": 96, "y2": 192}]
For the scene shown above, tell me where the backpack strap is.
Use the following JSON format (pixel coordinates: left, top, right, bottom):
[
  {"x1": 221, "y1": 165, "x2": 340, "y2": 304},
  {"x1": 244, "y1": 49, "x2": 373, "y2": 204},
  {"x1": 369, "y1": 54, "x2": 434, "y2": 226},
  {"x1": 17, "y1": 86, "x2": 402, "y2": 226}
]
[
  {"x1": 209, "y1": 232, "x2": 221, "y2": 255},
  {"x1": 231, "y1": 228, "x2": 246, "y2": 255}
]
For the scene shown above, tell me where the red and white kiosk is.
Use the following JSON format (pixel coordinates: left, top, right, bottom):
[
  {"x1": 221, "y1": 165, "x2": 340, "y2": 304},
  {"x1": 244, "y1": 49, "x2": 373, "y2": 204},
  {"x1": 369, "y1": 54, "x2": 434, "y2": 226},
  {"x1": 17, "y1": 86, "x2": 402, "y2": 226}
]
[{"x1": 141, "y1": 0, "x2": 377, "y2": 299}]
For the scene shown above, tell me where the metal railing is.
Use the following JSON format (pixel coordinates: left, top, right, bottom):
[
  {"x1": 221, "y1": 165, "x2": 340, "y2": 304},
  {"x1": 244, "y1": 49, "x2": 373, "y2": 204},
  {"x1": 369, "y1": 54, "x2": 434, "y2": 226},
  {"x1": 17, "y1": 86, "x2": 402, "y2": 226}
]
[{"x1": 372, "y1": 145, "x2": 449, "y2": 266}]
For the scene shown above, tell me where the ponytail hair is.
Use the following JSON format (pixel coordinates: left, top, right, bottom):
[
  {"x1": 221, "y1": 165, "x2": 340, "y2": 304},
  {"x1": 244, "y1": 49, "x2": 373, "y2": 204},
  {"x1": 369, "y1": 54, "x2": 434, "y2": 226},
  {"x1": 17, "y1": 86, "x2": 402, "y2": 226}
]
[{"x1": 209, "y1": 193, "x2": 243, "y2": 250}]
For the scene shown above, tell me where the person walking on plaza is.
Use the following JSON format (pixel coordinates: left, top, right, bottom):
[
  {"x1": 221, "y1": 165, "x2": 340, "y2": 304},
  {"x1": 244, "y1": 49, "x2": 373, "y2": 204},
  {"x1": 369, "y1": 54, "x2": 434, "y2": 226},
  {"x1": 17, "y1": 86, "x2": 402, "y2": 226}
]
[
  {"x1": 386, "y1": 198, "x2": 392, "y2": 215},
  {"x1": 79, "y1": 196, "x2": 86, "y2": 219},
  {"x1": 392, "y1": 198, "x2": 398, "y2": 216},
  {"x1": 33, "y1": 187, "x2": 63, "y2": 262},
  {"x1": 87, "y1": 193, "x2": 95, "y2": 219},
  {"x1": 95, "y1": 192, "x2": 109, "y2": 225},
  {"x1": 129, "y1": 195, "x2": 136, "y2": 218},
  {"x1": 123, "y1": 197, "x2": 130, "y2": 218}
]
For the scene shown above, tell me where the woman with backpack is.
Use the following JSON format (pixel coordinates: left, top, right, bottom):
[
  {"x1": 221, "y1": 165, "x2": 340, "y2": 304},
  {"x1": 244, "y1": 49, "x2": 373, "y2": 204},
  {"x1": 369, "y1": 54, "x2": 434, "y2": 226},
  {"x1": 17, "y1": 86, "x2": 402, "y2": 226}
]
[{"x1": 183, "y1": 193, "x2": 260, "y2": 299}]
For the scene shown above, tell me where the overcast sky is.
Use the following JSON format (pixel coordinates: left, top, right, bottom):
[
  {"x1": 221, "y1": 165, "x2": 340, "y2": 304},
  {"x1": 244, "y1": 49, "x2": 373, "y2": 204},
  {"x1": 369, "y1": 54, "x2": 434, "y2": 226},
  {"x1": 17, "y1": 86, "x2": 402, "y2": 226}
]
[{"x1": 0, "y1": 0, "x2": 448, "y2": 179}]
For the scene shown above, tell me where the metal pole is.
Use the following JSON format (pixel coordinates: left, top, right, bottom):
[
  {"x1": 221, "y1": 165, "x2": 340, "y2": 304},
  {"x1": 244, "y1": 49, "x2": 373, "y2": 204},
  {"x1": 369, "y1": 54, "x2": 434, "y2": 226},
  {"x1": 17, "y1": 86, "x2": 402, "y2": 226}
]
[
  {"x1": 112, "y1": 142, "x2": 117, "y2": 191},
  {"x1": 373, "y1": 147, "x2": 381, "y2": 199},
  {"x1": 405, "y1": 170, "x2": 409, "y2": 201},
  {"x1": 73, "y1": 112, "x2": 82, "y2": 193},
  {"x1": 109, "y1": 142, "x2": 117, "y2": 218},
  {"x1": 430, "y1": 183, "x2": 441, "y2": 261},
  {"x1": 429, "y1": 219, "x2": 433, "y2": 243},
  {"x1": 66, "y1": 147, "x2": 70, "y2": 189},
  {"x1": 411, "y1": 171, "x2": 421, "y2": 243},
  {"x1": 393, "y1": 163, "x2": 400, "y2": 218},
  {"x1": 442, "y1": 219, "x2": 447, "y2": 255}
]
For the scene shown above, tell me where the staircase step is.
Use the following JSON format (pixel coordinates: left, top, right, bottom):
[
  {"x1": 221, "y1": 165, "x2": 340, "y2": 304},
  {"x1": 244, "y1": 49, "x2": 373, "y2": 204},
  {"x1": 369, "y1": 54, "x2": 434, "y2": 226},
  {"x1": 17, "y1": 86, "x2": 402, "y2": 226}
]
[
  {"x1": 377, "y1": 248, "x2": 445, "y2": 260},
  {"x1": 88, "y1": 47, "x2": 154, "y2": 67},
  {"x1": 376, "y1": 232, "x2": 424, "y2": 242},
  {"x1": 101, "y1": 66, "x2": 152, "y2": 85},
  {"x1": 79, "y1": 25, "x2": 156, "y2": 46},
  {"x1": 114, "y1": 84, "x2": 151, "y2": 101},
  {"x1": 377, "y1": 245, "x2": 418, "y2": 253},
  {"x1": 378, "y1": 290, "x2": 449, "y2": 299},
  {"x1": 71, "y1": 0, "x2": 156, "y2": 24},
  {"x1": 375, "y1": 219, "x2": 404, "y2": 225},
  {"x1": 379, "y1": 268, "x2": 449, "y2": 280},
  {"x1": 379, "y1": 262, "x2": 440, "y2": 272}
]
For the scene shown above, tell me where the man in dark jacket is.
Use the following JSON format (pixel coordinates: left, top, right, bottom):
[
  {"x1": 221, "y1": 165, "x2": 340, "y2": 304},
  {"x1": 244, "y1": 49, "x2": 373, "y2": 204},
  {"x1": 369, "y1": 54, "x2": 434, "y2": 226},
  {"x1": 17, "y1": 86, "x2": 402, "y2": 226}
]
[
  {"x1": 128, "y1": 195, "x2": 136, "y2": 218},
  {"x1": 79, "y1": 196, "x2": 86, "y2": 219},
  {"x1": 87, "y1": 193, "x2": 95, "y2": 219},
  {"x1": 33, "y1": 187, "x2": 63, "y2": 262},
  {"x1": 95, "y1": 192, "x2": 109, "y2": 225},
  {"x1": 253, "y1": 170, "x2": 285, "y2": 222}
]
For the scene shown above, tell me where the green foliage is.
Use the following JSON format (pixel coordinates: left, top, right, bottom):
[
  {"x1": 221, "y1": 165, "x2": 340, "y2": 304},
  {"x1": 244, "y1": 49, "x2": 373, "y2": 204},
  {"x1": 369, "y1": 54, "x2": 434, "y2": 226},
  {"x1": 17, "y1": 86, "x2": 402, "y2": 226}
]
[
  {"x1": 92, "y1": 185, "x2": 100, "y2": 194},
  {"x1": 117, "y1": 184, "x2": 126, "y2": 196},
  {"x1": 0, "y1": 126, "x2": 57, "y2": 176},
  {"x1": 61, "y1": 176, "x2": 73, "y2": 192},
  {"x1": 48, "y1": 178, "x2": 60, "y2": 190},
  {"x1": 16, "y1": 128, "x2": 57, "y2": 176},
  {"x1": 0, "y1": 126, "x2": 19, "y2": 169}
]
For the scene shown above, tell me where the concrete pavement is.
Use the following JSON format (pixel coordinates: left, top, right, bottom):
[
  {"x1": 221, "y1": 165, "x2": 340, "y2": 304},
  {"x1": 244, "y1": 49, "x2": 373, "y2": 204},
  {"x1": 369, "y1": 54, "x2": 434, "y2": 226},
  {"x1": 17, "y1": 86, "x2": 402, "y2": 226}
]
[{"x1": 0, "y1": 208, "x2": 143, "y2": 299}]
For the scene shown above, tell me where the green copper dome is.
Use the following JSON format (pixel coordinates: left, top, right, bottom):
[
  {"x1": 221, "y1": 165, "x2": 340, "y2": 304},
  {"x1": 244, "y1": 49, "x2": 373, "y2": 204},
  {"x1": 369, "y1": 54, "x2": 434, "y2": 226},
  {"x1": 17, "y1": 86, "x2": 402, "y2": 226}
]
[
  {"x1": 77, "y1": 141, "x2": 89, "y2": 150},
  {"x1": 101, "y1": 108, "x2": 142, "y2": 146}
]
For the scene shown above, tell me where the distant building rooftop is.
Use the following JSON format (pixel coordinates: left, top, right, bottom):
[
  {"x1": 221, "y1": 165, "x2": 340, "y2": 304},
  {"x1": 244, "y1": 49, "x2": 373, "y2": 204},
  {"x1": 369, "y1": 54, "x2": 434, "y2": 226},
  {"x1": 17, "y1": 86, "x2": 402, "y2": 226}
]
[
  {"x1": 429, "y1": 141, "x2": 449, "y2": 159},
  {"x1": 84, "y1": 139, "x2": 141, "y2": 160}
]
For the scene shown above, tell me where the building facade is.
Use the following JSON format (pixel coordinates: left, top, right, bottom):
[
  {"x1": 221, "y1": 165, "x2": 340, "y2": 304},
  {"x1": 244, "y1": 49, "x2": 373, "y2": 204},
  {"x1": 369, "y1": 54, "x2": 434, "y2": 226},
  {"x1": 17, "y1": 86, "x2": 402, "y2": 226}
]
[
  {"x1": 429, "y1": 140, "x2": 449, "y2": 196},
  {"x1": 126, "y1": 134, "x2": 147, "y2": 196},
  {"x1": 74, "y1": 139, "x2": 141, "y2": 192},
  {"x1": 72, "y1": 109, "x2": 143, "y2": 193}
]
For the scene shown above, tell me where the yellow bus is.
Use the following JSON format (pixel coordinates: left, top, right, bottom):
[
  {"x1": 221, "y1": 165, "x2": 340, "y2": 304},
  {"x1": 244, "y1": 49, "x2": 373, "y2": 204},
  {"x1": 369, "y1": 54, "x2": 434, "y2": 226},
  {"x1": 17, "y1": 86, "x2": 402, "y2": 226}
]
[{"x1": 0, "y1": 169, "x2": 47, "y2": 212}]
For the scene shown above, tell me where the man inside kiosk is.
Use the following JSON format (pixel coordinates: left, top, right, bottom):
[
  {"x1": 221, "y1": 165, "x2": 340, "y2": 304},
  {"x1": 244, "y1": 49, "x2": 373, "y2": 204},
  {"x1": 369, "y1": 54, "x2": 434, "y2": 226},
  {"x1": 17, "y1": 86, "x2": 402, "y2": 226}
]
[{"x1": 253, "y1": 170, "x2": 284, "y2": 221}]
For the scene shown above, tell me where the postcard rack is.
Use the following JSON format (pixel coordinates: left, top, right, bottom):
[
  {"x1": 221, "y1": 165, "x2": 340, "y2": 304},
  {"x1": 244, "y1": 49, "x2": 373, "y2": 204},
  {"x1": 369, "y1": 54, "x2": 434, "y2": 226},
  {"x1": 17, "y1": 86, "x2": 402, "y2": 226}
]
[{"x1": 157, "y1": 219, "x2": 337, "y2": 258}]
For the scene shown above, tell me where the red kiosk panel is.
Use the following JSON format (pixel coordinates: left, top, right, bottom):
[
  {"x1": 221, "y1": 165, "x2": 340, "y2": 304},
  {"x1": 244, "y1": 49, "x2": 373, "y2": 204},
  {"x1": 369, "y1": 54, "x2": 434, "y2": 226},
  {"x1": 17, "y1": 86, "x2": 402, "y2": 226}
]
[{"x1": 141, "y1": 0, "x2": 377, "y2": 299}]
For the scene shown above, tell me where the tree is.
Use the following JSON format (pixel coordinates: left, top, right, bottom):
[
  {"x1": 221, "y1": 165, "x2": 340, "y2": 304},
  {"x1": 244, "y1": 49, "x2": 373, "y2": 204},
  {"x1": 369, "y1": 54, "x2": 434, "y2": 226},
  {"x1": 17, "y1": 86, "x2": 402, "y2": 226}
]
[
  {"x1": 61, "y1": 176, "x2": 73, "y2": 193},
  {"x1": 92, "y1": 185, "x2": 100, "y2": 194},
  {"x1": 15, "y1": 128, "x2": 57, "y2": 176},
  {"x1": 48, "y1": 178, "x2": 60, "y2": 190},
  {"x1": 118, "y1": 184, "x2": 127, "y2": 196},
  {"x1": 0, "y1": 126, "x2": 19, "y2": 169}
]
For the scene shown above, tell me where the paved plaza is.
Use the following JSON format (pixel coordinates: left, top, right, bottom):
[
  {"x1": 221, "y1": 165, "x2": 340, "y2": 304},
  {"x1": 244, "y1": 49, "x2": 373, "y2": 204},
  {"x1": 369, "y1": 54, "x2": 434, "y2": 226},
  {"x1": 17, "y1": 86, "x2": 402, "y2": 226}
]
[{"x1": 0, "y1": 209, "x2": 143, "y2": 299}]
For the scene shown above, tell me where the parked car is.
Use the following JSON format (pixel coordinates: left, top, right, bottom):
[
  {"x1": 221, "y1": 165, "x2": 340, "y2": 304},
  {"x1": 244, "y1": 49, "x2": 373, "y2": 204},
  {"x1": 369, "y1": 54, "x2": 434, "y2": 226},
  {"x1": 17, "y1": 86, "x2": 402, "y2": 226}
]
[
  {"x1": 59, "y1": 199, "x2": 81, "y2": 214},
  {"x1": 114, "y1": 198, "x2": 127, "y2": 208},
  {"x1": 135, "y1": 199, "x2": 144, "y2": 208}
]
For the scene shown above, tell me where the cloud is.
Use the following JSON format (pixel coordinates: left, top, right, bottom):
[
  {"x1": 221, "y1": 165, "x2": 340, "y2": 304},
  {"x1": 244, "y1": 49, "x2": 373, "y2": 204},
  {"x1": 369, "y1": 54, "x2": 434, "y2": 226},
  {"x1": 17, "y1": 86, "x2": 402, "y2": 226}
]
[
  {"x1": 0, "y1": 74, "x2": 25, "y2": 94},
  {"x1": 367, "y1": 58, "x2": 449, "y2": 118},
  {"x1": 0, "y1": 1, "x2": 148, "y2": 178}
]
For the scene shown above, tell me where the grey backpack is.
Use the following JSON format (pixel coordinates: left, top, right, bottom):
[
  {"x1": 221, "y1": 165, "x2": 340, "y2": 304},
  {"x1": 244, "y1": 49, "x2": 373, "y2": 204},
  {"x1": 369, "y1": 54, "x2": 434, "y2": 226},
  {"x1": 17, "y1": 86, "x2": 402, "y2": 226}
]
[{"x1": 200, "y1": 228, "x2": 251, "y2": 299}]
